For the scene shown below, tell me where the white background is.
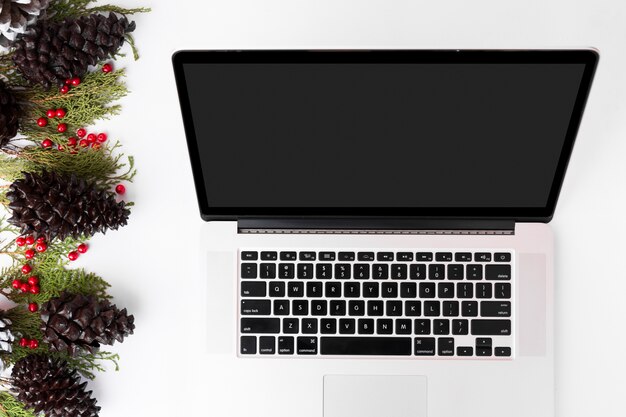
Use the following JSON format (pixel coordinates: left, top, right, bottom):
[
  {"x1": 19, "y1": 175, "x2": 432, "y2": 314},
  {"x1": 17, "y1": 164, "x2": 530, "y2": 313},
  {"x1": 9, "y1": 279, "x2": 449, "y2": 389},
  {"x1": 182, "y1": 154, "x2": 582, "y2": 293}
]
[{"x1": 61, "y1": 0, "x2": 626, "y2": 416}]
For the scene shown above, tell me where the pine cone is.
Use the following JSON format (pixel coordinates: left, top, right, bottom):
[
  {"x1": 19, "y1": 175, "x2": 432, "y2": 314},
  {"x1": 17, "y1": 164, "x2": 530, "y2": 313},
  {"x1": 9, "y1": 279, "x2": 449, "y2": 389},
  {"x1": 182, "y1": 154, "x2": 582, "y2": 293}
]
[
  {"x1": 6, "y1": 171, "x2": 130, "y2": 241},
  {"x1": 12, "y1": 354, "x2": 100, "y2": 417},
  {"x1": 41, "y1": 292, "x2": 135, "y2": 356},
  {"x1": 0, "y1": 311, "x2": 14, "y2": 354},
  {"x1": 0, "y1": 0, "x2": 50, "y2": 51},
  {"x1": 13, "y1": 12, "x2": 135, "y2": 89},
  {"x1": 0, "y1": 79, "x2": 20, "y2": 148}
]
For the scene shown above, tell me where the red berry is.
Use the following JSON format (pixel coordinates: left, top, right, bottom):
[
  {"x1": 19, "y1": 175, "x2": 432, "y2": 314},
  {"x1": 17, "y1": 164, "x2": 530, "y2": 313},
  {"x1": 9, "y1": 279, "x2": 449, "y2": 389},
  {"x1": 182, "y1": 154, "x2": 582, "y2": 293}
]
[
  {"x1": 19, "y1": 338, "x2": 28, "y2": 347},
  {"x1": 67, "y1": 137, "x2": 77, "y2": 147},
  {"x1": 115, "y1": 184, "x2": 126, "y2": 194},
  {"x1": 29, "y1": 339, "x2": 39, "y2": 349},
  {"x1": 35, "y1": 242, "x2": 47, "y2": 253},
  {"x1": 57, "y1": 123, "x2": 67, "y2": 133},
  {"x1": 29, "y1": 285, "x2": 40, "y2": 295},
  {"x1": 76, "y1": 128, "x2": 87, "y2": 138},
  {"x1": 56, "y1": 108, "x2": 66, "y2": 118},
  {"x1": 25, "y1": 236, "x2": 35, "y2": 245},
  {"x1": 41, "y1": 139, "x2": 53, "y2": 148},
  {"x1": 65, "y1": 78, "x2": 72, "y2": 85},
  {"x1": 46, "y1": 109, "x2": 56, "y2": 118},
  {"x1": 102, "y1": 63, "x2": 113, "y2": 73},
  {"x1": 20, "y1": 282, "x2": 29, "y2": 292},
  {"x1": 60, "y1": 85, "x2": 70, "y2": 94},
  {"x1": 28, "y1": 303, "x2": 38, "y2": 312},
  {"x1": 77, "y1": 243, "x2": 88, "y2": 254},
  {"x1": 11, "y1": 279, "x2": 20, "y2": 289},
  {"x1": 79, "y1": 139, "x2": 89, "y2": 148},
  {"x1": 21, "y1": 264, "x2": 32, "y2": 274},
  {"x1": 24, "y1": 249, "x2": 35, "y2": 259},
  {"x1": 97, "y1": 133, "x2": 107, "y2": 143},
  {"x1": 27, "y1": 276, "x2": 38, "y2": 285},
  {"x1": 16, "y1": 237, "x2": 26, "y2": 246},
  {"x1": 87, "y1": 133, "x2": 97, "y2": 142},
  {"x1": 70, "y1": 77, "x2": 81, "y2": 86},
  {"x1": 57, "y1": 144, "x2": 65, "y2": 151},
  {"x1": 68, "y1": 251, "x2": 79, "y2": 261},
  {"x1": 36, "y1": 237, "x2": 45, "y2": 243},
  {"x1": 37, "y1": 117, "x2": 47, "y2": 127}
]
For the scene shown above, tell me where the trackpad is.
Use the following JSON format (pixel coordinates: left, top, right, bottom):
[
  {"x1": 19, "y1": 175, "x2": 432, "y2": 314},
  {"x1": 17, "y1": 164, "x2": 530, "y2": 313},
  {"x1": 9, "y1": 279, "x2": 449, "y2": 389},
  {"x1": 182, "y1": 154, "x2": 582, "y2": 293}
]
[{"x1": 324, "y1": 375, "x2": 427, "y2": 417}]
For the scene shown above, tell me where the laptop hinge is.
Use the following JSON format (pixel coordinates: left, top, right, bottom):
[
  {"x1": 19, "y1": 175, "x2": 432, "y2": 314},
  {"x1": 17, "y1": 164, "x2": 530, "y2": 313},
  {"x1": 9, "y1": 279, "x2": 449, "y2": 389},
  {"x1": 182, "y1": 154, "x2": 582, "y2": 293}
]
[{"x1": 237, "y1": 218, "x2": 515, "y2": 235}]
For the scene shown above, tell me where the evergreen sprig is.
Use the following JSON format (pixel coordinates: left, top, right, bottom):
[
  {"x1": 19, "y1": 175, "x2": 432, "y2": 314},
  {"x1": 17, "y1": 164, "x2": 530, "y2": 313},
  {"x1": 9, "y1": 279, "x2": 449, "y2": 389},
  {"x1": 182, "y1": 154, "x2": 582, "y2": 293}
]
[
  {"x1": 47, "y1": 0, "x2": 150, "y2": 22},
  {"x1": 0, "y1": 393, "x2": 35, "y2": 417}
]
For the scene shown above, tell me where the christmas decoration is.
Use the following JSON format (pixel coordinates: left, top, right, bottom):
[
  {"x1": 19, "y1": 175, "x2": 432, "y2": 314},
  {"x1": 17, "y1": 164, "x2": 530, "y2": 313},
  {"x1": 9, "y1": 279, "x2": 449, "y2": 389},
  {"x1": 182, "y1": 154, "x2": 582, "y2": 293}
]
[
  {"x1": 6, "y1": 170, "x2": 131, "y2": 240},
  {"x1": 12, "y1": 354, "x2": 100, "y2": 417},
  {"x1": 0, "y1": 311, "x2": 15, "y2": 353},
  {"x1": 0, "y1": 79, "x2": 20, "y2": 148},
  {"x1": 0, "y1": 0, "x2": 50, "y2": 51}
]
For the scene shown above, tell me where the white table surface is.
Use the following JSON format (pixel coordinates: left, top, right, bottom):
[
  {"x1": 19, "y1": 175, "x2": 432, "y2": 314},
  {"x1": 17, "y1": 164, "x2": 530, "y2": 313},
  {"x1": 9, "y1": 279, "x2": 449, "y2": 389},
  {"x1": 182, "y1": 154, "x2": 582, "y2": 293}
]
[{"x1": 76, "y1": 1, "x2": 626, "y2": 415}]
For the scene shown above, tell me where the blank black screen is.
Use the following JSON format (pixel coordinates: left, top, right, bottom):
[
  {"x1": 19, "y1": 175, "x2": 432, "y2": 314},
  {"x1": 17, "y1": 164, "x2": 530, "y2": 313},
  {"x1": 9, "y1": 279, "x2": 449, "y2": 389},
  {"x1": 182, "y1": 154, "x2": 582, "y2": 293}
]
[{"x1": 183, "y1": 62, "x2": 585, "y2": 208}]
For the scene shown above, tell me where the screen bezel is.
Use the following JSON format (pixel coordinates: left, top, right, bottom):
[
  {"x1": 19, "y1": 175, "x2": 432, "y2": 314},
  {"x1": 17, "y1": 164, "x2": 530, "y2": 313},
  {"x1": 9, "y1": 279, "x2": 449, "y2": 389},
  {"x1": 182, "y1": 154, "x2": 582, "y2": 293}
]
[{"x1": 172, "y1": 49, "x2": 598, "y2": 223}]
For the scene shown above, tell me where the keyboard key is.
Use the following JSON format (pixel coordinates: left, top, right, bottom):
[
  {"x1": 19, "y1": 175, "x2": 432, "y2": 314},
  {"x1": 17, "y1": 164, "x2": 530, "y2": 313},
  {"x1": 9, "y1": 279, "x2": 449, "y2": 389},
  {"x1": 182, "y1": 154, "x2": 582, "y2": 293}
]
[
  {"x1": 416, "y1": 252, "x2": 433, "y2": 261},
  {"x1": 311, "y1": 300, "x2": 327, "y2": 316},
  {"x1": 302, "y1": 318, "x2": 318, "y2": 334},
  {"x1": 241, "y1": 281, "x2": 266, "y2": 297},
  {"x1": 330, "y1": 300, "x2": 346, "y2": 316},
  {"x1": 297, "y1": 263, "x2": 314, "y2": 279},
  {"x1": 377, "y1": 319, "x2": 393, "y2": 334},
  {"x1": 419, "y1": 282, "x2": 435, "y2": 298},
  {"x1": 414, "y1": 337, "x2": 436, "y2": 355},
  {"x1": 241, "y1": 251, "x2": 258, "y2": 261},
  {"x1": 414, "y1": 319, "x2": 431, "y2": 335},
  {"x1": 434, "y1": 319, "x2": 450, "y2": 335},
  {"x1": 438, "y1": 283, "x2": 454, "y2": 298},
  {"x1": 462, "y1": 301, "x2": 478, "y2": 317},
  {"x1": 410, "y1": 264, "x2": 426, "y2": 280},
  {"x1": 241, "y1": 263, "x2": 257, "y2": 279},
  {"x1": 391, "y1": 264, "x2": 407, "y2": 280},
  {"x1": 457, "y1": 282, "x2": 473, "y2": 298},
  {"x1": 260, "y1": 263, "x2": 276, "y2": 279},
  {"x1": 476, "y1": 338, "x2": 492, "y2": 348},
  {"x1": 481, "y1": 301, "x2": 511, "y2": 317},
  {"x1": 436, "y1": 252, "x2": 453, "y2": 262},
  {"x1": 438, "y1": 338, "x2": 454, "y2": 356},
  {"x1": 405, "y1": 301, "x2": 421, "y2": 316},
  {"x1": 325, "y1": 282, "x2": 342, "y2": 298},
  {"x1": 386, "y1": 301, "x2": 402, "y2": 316},
  {"x1": 475, "y1": 252, "x2": 492, "y2": 262},
  {"x1": 477, "y1": 346, "x2": 492, "y2": 356},
  {"x1": 292, "y1": 300, "x2": 309, "y2": 316},
  {"x1": 268, "y1": 281, "x2": 285, "y2": 297},
  {"x1": 358, "y1": 319, "x2": 374, "y2": 334},
  {"x1": 344, "y1": 282, "x2": 361, "y2": 298},
  {"x1": 353, "y1": 264, "x2": 370, "y2": 279},
  {"x1": 476, "y1": 283, "x2": 492, "y2": 298},
  {"x1": 287, "y1": 282, "x2": 304, "y2": 297},
  {"x1": 316, "y1": 263, "x2": 332, "y2": 279},
  {"x1": 400, "y1": 282, "x2": 417, "y2": 298},
  {"x1": 373, "y1": 264, "x2": 389, "y2": 279},
  {"x1": 339, "y1": 319, "x2": 356, "y2": 334},
  {"x1": 319, "y1": 252, "x2": 336, "y2": 261},
  {"x1": 280, "y1": 251, "x2": 297, "y2": 261},
  {"x1": 447, "y1": 264, "x2": 464, "y2": 280},
  {"x1": 457, "y1": 346, "x2": 473, "y2": 356},
  {"x1": 335, "y1": 264, "x2": 351, "y2": 279},
  {"x1": 259, "y1": 336, "x2": 275, "y2": 354},
  {"x1": 273, "y1": 300, "x2": 289, "y2": 315},
  {"x1": 261, "y1": 251, "x2": 277, "y2": 261},
  {"x1": 467, "y1": 264, "x2": 483, "y2": 280},
  {"x1": 486, "y1": 265, "x2": 512, "y2": 280},
  {"x1": 382, "y1": 282, "x2": 398, "y2": 298},
  {"x1": 349, "y1": 300, "x2": 365, "y2": 316},
  {"x1": 321, "y1": 318, "x2": 337, "y2": 334},
  {"x1": 363, "y1": 282, "x2": 379, "y2": 298},
  {"x1": 455, "y1": 252, "x2": 472, "y2": 262},
  {"x1": 241, "y1": 299, "x2": 270, "y2": 315},
  {"x1": 278, "y1": 336, "x2": 294, "y2": 354},
  {"x1": 283, "y1": 318, "x2": 299, "y2": 334},
  {"x1": 338, "y1": 252, "x2": 355, "y2": 261},
  {"x1": 424, "y1": 301, "x2": 440, "y2": 316},
  {"x1": 306, "y1": 282, "x2": 322, "y2": 297},
  {"x1": 495, "y1": 347, "x2": 512, "y2": 357},
  {"x1": 494, "y1": 253, "x2": 511, "y2": 262},
  {"x1": 367, "y1": 301, "x2": 384, "y2": 316},
  {"x1": 358, "y1": 252, "x2": 375, "y2": 261},
  {"x1": 321, "y1": 337, "x2": 411, "y2": 355},
  {"x1": 442, "y1": 301, "x2": 459, "y2": 317},
  {"x1": 241, "y1": 336, "x2": 256, "y2": 354},
  {"x1": 452, "y1": 319, "x2": 469, "y2": 335},
  {"x1": 299, "y1": 252, "x2": 316, "y2": 261},
  {"x1": 396, "y1": 252, "x2": 413, "y2": 261},
  {"x1": 241, "y1": 318, "x2": 280, "y2": 334},
  {"x1": 471, "y1": 319, "x2": 511, "y2": 335},
  {"x1": 429, "y1": 264, "x2": 445, "y2": 280},
  {"x1": 297, "y1": 336, "x2": 318, "y2": 354},
  {"x1": 495, "y1": 283, "x2": 511, "y2": 299},
  {"x1": 377, "y1": 252, "x2": 394, "y2": 261}
]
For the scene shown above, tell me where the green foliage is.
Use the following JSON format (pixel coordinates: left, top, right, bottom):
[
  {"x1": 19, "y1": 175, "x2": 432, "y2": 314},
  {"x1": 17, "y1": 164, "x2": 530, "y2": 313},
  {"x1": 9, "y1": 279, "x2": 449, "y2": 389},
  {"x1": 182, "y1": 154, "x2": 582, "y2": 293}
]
[
  {"x1": 47, "y1": 0, "x2": 150, "y2": 22},
  {"x1": 0, "y1": 393, "x2": 36, "y2": 417}
]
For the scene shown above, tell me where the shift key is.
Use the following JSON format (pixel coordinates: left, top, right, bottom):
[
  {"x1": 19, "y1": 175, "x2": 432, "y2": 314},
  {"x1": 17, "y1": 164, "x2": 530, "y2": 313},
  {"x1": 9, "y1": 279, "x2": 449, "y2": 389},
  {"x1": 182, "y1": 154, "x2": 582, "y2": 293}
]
[
  {"x1": 241, "y1": 318, "x2": 280, "y2": 333},
  {"x1": 471, "y1": 319, "x2": 511, "y2": 335}
]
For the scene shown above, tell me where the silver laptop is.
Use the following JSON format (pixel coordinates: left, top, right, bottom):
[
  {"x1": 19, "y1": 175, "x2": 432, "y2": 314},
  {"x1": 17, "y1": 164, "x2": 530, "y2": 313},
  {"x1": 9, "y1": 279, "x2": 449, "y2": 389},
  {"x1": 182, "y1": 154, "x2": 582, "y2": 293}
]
[{"x1": 172, "y1": 49, "x2": 598, "y2": 417}]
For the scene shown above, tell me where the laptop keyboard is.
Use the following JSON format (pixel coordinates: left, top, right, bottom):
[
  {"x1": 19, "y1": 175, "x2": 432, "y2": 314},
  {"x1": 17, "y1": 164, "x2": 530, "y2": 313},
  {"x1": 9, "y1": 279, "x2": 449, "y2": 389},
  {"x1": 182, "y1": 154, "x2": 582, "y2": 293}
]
[{"x1": 238, "y1": 249, "x2": 514, "y2": 359}]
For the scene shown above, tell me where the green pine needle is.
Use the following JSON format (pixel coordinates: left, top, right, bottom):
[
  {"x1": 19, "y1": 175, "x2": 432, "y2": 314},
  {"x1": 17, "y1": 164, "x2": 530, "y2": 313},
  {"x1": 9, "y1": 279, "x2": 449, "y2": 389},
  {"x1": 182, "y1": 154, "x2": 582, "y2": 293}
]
[
  {"x1": 47, "y1": 0, "x2": 150, "y2": 21},
  {"x1": 0, "y1": 393, "x2": 36, "y2": 417}
]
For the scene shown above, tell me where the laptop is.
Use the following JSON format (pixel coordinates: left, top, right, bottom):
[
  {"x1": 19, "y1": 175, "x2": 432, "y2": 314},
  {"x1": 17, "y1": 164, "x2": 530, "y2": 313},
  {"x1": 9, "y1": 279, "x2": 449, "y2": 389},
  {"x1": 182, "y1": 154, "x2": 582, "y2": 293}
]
[{"x1": 172, "y1": 49, "x2": 598, "y2": 417}]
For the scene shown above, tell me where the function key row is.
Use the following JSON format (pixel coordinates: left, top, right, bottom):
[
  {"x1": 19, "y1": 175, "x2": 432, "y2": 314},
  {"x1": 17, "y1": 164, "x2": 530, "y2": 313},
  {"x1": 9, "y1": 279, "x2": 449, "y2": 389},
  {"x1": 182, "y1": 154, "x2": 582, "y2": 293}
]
[{"x1": 241, "y1": 251, "x2": 511, "y2": 263}]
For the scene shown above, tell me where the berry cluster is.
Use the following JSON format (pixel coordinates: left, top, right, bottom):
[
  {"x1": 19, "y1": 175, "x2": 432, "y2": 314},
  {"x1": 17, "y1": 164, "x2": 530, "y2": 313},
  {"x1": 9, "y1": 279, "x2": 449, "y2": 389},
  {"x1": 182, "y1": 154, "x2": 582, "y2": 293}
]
[
  {"x1": 68, "y1": 243, "x2": 88, "y2": 262},
  {"x1": 11, "y1": 275, "x2": 40, "y2": 295},
  {"x1": 59, "y1": 77, "x2": 81, "y2": 94},
  {"x1": 36, "y1": 108, "x2": 67, "y2": 134},
  {"x1": 19, "y1": 337, "x2": 39, "y2": 350},
  {"x1": 16, "y1": 235, "x2": 47, "y2": 256},
  {"x1": 42, "y1": 127, "x2": 108, "y2": 151}
]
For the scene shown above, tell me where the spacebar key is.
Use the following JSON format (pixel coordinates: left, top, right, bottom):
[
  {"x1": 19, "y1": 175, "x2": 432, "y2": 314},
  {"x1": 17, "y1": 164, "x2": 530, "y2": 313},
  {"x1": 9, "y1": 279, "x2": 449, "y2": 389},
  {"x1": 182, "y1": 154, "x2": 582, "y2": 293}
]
[{"x1": 320, "y1": 337, "x2": 411, "y2": 355}]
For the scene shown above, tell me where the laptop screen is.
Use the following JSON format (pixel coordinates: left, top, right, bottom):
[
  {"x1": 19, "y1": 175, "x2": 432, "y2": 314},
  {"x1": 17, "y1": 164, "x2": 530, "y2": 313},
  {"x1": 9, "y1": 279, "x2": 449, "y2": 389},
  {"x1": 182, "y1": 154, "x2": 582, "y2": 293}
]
[{"x1": 174, "y1": 50, "x2": 597, "y2": 220}]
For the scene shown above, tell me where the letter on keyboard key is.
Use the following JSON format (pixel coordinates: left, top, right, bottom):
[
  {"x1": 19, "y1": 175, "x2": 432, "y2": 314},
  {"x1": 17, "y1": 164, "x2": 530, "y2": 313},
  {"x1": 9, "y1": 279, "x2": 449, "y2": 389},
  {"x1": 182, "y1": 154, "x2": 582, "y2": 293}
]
[
  {"x1": 471, "y1": 319, "x2": 511, "y2": 335},
  {"x1": 241, "y1": 299, "x2": 271, "y2": 315},
  {"x1": 241, "y1": 318, "x2": 280, "y2": 334},
  {"x1": 297, "y1": 336, "x2": 318, "y2": 354},
  {"x1": 320, "y1": 337, "x2": 411, "y2": 355}
]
